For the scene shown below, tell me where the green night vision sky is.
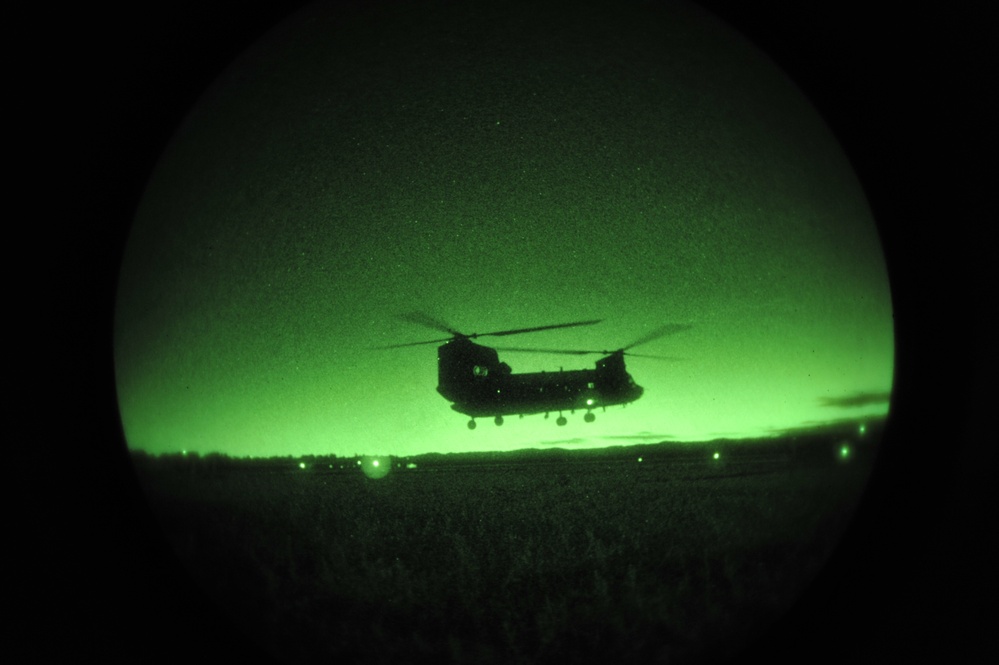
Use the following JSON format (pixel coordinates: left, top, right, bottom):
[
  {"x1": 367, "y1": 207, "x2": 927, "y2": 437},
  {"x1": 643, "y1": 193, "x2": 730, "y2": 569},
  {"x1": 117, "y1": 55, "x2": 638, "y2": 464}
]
[{"x1": 114, "y1": 0, "x2": 893, "y2": 458}]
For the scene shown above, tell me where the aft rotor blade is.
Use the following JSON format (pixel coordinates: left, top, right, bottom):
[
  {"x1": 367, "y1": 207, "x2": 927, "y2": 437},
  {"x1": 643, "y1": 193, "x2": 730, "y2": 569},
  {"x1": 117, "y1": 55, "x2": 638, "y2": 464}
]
[
  {"x1": 622, "y1": 324, "x2": 692, "y2": 351},
  {"x1": 619, "y1": 352, "x2": 685, "y2": 360},
  {"x1": 493, "y1": 346, "x2": 597, "y2": 355},
  {"x1": 474, "y1": 319, "x2": 602, "y2": 339}
]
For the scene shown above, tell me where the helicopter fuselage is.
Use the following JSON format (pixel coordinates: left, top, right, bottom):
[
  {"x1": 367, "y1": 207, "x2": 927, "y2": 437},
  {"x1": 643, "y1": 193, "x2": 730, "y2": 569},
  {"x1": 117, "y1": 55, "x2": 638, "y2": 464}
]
[{"x1": 436, "y1": 338, "x2": 643, "y2": 420}]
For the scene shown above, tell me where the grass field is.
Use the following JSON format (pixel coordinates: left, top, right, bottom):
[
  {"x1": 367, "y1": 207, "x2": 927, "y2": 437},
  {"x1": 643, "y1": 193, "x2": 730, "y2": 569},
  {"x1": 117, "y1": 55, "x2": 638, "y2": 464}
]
[{"x1": 133, "y1": 430, "x2": 877, "y2": 664}]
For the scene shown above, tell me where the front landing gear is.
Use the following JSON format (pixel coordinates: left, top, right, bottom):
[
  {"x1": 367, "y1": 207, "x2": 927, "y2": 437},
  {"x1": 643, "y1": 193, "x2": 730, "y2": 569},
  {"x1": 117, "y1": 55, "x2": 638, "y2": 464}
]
[
  {"x1": 556, "y1": 415, "x2": 567, "y2": 426},
  {"x1": 584, "y1": 412, "x2": 596, "y2": 423},
  {"x1": 469, "y1": 417, "x2": 504, "y2": 428}
]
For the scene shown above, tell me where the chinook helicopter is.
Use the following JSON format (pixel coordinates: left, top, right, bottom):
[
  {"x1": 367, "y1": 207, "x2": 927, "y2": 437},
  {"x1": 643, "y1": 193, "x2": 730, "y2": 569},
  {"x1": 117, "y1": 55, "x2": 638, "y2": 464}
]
[{"x1": 376, "y1": 312, "x2": 690, "y2": 429}]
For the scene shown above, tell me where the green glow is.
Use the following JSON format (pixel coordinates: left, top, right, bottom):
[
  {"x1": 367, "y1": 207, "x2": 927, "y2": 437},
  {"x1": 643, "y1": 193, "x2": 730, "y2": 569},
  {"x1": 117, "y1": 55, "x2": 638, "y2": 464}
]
[
  {"x1": 840, "y1": 445, "x2": 851, "y2": 460},
  {"x1": 114, "y1": 1, "x2": 893, "y2": 458},
  {"x1": 361, "y1": 456, "x2": 391, "y2": 480}
]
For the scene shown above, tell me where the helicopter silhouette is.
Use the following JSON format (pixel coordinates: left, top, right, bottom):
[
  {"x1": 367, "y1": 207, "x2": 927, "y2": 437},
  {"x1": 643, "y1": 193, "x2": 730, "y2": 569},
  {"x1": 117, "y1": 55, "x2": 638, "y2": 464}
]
[{"x1": 376, "y1": 312, "x2": 690, "y2": 429}]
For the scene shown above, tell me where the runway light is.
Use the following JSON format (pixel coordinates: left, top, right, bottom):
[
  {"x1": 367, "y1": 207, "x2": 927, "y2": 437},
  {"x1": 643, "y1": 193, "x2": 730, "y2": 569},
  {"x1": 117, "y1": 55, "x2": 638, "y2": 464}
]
[
  {"x1": 638, "y1": 457, "x2": 643, "y2": 463},
  {"x1": 713, "y1": 452, "x2": 720, "y2": 460},
  {"x1": 839, "y1": 444, "x2": 851, "y2": 461},
  {"x1": 299, "y1": 461, "x2": 306, "y2": 469}
]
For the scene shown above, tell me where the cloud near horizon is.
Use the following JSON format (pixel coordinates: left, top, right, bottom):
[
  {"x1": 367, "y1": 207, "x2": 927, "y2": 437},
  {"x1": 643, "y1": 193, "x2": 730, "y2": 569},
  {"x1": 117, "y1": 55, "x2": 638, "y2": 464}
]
[
  {"x1": 601, "y1": 433, "x2": 677, "y2": 442},
  {"x1": 817, "y1": 391, "x2": 891, "y2": 408},
  {"x1": 537, "y1": 438, "x2": 589, "y2": 446}
]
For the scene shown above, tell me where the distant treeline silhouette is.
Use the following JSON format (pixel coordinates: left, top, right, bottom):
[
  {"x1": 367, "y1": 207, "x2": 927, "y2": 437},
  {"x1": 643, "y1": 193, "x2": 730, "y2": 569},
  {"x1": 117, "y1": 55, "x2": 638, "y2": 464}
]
[{"x1": 128, "y1": 417, "x2": 884, "y2": 474}]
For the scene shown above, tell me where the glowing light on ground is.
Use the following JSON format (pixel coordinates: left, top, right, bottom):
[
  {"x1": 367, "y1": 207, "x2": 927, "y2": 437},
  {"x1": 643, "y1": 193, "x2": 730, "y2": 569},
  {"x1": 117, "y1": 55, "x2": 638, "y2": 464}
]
[{"x1": 362, "y1": 456, "x2": 392, "y2": 479}]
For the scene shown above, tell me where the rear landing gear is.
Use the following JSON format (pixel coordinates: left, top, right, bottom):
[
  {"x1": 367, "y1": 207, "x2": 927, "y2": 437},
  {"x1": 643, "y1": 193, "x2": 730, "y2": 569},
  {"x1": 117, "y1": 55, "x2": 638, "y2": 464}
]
[
  {"x1": 467, "y1": 419, "x2": 477, "y2": 430},
  {"x1": 556, "y1": 415, "x2": 567, "y2": 426},
  {"x1": 494, "y1": 415, "x2": 504, "y2": 426},
  {"x1": 584, "y1": 412, "x2": 595, "y2": 423}
]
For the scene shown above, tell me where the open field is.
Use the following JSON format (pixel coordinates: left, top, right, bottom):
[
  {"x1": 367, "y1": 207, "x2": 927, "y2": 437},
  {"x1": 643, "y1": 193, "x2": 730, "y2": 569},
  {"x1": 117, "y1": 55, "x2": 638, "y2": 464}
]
[{"x1": 133, "y1": 432, "x2": 877, "y2": 664}]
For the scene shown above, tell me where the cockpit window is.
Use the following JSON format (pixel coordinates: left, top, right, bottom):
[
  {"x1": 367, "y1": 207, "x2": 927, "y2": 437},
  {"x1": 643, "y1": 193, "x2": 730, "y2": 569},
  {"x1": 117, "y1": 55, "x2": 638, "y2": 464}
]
[{"x1": 473, "y1": 365, "x2": 489, "y2": 377}]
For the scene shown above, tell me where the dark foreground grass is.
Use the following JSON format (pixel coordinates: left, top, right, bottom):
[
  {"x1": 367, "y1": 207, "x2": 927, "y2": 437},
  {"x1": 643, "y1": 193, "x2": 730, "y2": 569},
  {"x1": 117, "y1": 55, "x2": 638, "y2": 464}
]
[{"x1": 135, "y1": 442, "x2": 875, "y2": 665}]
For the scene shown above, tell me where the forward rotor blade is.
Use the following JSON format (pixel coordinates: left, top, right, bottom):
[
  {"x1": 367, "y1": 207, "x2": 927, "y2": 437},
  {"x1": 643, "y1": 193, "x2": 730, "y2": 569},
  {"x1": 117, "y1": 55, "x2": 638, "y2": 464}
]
[
  {"x1": 371, "y1": 337, "x2": 452, "y2": 350},
  {"x1": 474, "y1": 319, "x2": 602, "y2": 339},
  {"x1": 378, "y1": 316, "x2": 602, "y2": 350},
  {"x1": 622, "y1": 323, "x2": 692, "y2": 351},
  {"x1": 396, "y1": 311, "x2": 463, "y2": 336},
  {"x1": 495, "y1": 346, "x2": 684, "y2": 360}
]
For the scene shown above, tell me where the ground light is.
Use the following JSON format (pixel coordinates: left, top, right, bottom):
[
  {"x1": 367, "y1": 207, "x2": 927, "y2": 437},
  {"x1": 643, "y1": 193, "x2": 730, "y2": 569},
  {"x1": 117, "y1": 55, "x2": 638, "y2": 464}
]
[{"x1": 361, "y1": 456, "x2": 392, "y2": 479}]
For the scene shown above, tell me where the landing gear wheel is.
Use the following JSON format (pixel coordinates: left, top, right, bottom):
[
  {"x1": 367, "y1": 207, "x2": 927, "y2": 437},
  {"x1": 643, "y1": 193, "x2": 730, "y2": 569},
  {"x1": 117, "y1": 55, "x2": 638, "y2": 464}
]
[
  {"x1": 556, "y1": 416, "x2": 567, "y2": 426},
  {"x1": 494, "y1": 415, "x2": 504, "y2": 426},
  {"x1": 467, "y1": 419, "x2": 477, "y2": 430},
  {"x1": 584, "y1": 412, "x2": 595, "y2": 423}
]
